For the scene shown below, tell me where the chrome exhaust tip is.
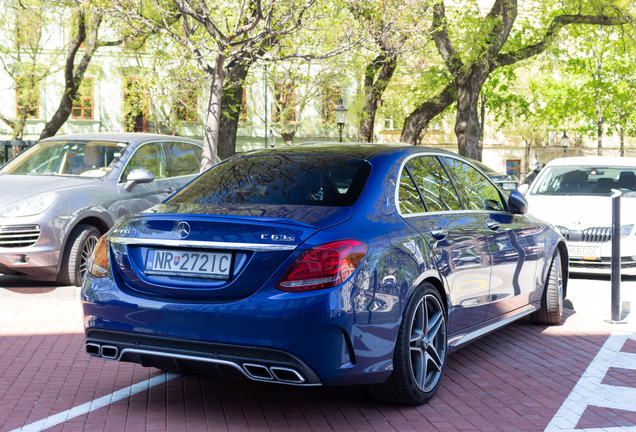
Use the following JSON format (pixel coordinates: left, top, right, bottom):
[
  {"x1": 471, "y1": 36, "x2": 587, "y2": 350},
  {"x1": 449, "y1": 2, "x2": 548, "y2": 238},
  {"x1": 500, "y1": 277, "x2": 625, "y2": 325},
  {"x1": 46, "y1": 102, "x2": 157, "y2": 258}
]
[
  {"x1": 100, "y1": 345, "x2": 119, "y2": 359},
  {"x1": 243, "y1": 363, "x2": 274, "y2": 381},
  {"x1": 270, "y1": 366, "x2": 306, "y2": 384},
  {"x1": 86, "y1": 342, "x2": 101, "y2": 357}
]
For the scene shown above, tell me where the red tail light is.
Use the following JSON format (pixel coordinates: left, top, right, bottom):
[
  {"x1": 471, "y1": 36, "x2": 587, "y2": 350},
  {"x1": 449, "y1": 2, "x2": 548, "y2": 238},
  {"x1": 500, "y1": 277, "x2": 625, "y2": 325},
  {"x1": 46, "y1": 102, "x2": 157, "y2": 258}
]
[
  {"x1": 276, "y1": 240, "x2": 368, "y2": 292},
  {"x1": 89, "y1": 234, "x2": 110, "y2": 278}
]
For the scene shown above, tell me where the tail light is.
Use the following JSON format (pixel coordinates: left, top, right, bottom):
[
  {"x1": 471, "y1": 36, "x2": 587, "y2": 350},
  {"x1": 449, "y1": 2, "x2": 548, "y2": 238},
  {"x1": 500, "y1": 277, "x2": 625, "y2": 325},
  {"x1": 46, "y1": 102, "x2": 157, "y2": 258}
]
[
  {"x1": 89, "y1": 234, "x2": 110, "y2": 278},
  {"x1": 276, "y1": 240, "x2": 368, "y2": 292}
]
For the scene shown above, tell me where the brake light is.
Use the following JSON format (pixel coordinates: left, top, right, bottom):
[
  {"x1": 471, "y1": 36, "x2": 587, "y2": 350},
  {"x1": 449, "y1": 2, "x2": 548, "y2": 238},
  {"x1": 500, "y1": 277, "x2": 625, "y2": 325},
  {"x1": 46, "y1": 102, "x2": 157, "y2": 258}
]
[
  {"x1": 276, "y1": 240, "x2": 368, "y2": 292},
  {"x1": 89, "y1": 234, "x2": 110, "y2": 278}
]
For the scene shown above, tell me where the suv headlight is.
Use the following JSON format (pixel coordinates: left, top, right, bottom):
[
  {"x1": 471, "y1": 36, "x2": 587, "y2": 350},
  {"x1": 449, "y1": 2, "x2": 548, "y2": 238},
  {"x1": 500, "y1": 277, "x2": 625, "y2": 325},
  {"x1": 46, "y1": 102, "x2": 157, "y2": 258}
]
[{"x1": 2, "y1": 193, "x2": 57, "y2": 217}]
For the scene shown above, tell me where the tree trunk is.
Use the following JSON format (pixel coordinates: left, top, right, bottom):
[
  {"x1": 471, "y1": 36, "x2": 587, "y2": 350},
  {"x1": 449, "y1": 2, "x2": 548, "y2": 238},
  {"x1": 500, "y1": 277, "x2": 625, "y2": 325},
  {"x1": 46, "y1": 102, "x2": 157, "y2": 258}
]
[
  {"x1": 359, "y1": 53, "x2": 397, "y2": 143},
  {"x1": 201, "y1": 55, "x2": 226, "y2": 172},
  {"x1": 455, "y1": 84, "x2": 483, "y2": 161},
  {"x1": 620, "y1": 124, "x2": 624, "y2": 157},
  {"x1": 400, "y1": 82, "x2": 456, "y2": 145},
  {"x1": 478, "y1": 93, "x2": 486, "y2": 158},
  {"x1": 39, "y1": 12, "x2": 95, "y2": 139},
  {"x1": 596, "y1": 97, "x2": 603, "y2": 156},
  {"x1": 218, "y1": 59, "x2": 251, "y2": 160}
]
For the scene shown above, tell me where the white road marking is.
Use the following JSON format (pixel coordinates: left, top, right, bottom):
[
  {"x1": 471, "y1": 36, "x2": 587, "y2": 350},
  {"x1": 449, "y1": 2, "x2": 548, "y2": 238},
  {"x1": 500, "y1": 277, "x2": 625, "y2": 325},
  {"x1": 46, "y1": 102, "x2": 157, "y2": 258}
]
[
  {"x1": 545, "y1": 332, "x2": 636, "y2": 431},
  {"x1": 11, "y1": 372, "x2": 179, "y2": 432}
]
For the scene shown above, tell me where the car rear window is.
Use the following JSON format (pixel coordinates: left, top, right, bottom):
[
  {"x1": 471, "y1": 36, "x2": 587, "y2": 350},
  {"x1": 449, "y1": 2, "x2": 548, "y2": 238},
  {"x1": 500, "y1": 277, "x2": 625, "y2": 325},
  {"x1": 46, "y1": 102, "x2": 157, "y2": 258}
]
[{"x1": 167, "y1": 154, "x2": 371, "y2": 207}]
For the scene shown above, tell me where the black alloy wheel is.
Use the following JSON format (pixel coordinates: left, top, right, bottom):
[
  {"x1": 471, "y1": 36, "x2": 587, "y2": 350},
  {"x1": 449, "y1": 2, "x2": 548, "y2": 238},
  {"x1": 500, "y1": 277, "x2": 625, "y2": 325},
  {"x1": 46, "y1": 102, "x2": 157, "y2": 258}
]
[{"x1": 372, "y1": 283, "x2": 448, "y2": 405}]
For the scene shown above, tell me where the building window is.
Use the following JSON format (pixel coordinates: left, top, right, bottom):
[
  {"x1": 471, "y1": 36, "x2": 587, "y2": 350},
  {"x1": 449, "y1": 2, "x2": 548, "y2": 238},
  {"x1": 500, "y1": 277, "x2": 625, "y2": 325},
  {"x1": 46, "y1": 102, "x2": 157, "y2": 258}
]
[
  {"x1": 272, "y1": 83, "x2": 296, "y2": 123},
  {"x1": 174, "y1": 88, "x2": 198, "y2": 122},
  {"x1": 322, "y1": 85, "x2": 341, "y2": 123},
  {"x1": 72, "y1": 78, "x2": 94, "y2": 119},
  {"x1": 15, "y1": 75, "x2": 39, "y2": 118},
  {"x1": 15, "y1": 9, "x2": 40, "y2": 47},
  {"x1": 506, "y1": 160, "x2": 521, "y2": 178},
  {"x1": 124, "y1": 77, "x2": 149, "y2": 132}
]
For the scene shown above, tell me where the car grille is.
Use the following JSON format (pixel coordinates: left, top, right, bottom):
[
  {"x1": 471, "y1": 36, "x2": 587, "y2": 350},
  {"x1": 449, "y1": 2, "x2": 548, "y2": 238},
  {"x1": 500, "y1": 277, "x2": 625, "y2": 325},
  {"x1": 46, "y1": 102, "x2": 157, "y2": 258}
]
[
  {"x1": 558, "y1": 226, "x2": 612, "y2": 243},
  {"x1": 0, "y1": 225, "x2": 40, "y2": 248}
]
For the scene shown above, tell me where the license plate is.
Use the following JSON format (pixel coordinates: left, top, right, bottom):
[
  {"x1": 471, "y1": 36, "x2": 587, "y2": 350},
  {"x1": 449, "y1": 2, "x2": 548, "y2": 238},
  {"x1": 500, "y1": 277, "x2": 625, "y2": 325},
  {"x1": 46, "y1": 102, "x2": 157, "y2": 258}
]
[
  {"x1": 145, "y1": 249, "x2": 232, "y2": 279},
  {"x1": 568, "y1": 245, "x2": 601, "y2": 260}
]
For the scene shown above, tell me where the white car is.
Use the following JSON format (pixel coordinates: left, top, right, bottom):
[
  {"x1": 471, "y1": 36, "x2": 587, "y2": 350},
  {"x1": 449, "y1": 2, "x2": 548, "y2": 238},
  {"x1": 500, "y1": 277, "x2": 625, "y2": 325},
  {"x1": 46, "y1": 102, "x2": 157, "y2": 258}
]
[{"x1": 521, "y1": 156, "x2": 636, "y2": 274}]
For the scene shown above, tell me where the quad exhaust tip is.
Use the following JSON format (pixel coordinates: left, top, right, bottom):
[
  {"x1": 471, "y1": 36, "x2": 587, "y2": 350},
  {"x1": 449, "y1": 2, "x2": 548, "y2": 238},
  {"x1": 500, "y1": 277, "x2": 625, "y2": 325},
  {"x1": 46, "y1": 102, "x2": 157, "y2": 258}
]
[
  {"x1": 243, "y1": 363, "x2": 306, "y2": 384},
  {"x1": 86, "y1": 342, "x2": 119, "y2": 360},
  {"x1": 85, "y1": 342, "x2": 307, "y2": 384}
]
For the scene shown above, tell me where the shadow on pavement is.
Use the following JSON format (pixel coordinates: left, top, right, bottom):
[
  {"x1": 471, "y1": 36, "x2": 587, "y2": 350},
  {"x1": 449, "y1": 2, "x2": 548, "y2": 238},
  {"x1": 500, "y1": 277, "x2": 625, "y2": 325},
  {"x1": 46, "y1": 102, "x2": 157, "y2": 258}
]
[{"x1": 0, "y1": 274, "x2": 78, "y2": 298}]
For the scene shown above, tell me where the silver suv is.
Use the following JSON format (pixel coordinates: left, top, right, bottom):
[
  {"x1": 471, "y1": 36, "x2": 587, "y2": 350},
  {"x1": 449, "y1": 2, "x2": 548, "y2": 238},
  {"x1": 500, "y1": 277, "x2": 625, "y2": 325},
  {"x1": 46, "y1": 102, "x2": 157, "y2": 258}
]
[{"x1": 0, "y1": 132, "x2": 212, "y2": 285}]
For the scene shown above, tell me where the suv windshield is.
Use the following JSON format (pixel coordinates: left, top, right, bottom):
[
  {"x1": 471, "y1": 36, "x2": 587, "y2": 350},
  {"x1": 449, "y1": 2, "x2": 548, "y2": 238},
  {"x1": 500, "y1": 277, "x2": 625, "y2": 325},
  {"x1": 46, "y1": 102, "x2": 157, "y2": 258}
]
[
  {"x1": 168, "y1": 154, "x2": 371, "y2": 207},
  {"x1": 1, "y1": 140, "x2": 126, "y2": 177},
  {"x1": 532, "y1": 165, "x2": 636, "y2": 196}
]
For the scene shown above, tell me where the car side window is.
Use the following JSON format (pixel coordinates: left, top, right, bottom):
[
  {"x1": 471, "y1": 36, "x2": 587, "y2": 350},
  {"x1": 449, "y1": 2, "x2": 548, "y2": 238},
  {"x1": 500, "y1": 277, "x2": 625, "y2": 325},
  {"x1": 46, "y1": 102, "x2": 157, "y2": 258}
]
[
  {"x1": 406, "y1": 156, "x2": 463, "y2": 211},
  {"x1": 441, "y1": 157, "x2": 505, "y2": 212},
  {"x1": 121, "y1": 142, "x2": 167, "y2": 182},
  {"x1": 398, "y1": 169, "x2": 426, "y2": 214},
  {"x1": 164, "y1": 142, "x2": 201, "y2": 177}
]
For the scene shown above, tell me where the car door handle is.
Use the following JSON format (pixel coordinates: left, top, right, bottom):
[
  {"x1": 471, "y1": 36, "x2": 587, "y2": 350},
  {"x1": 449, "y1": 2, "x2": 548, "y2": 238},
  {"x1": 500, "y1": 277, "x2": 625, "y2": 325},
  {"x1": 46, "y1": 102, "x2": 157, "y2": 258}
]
[
  {"x1": 485, "y1": 219, "x2": 500, "y2": 231},
  {"x1": 163, "y1": 187, "x2": 176, "y2": 194},
  {"x1": 430, "y1": 228, "x2": 448, "y2": 240}
]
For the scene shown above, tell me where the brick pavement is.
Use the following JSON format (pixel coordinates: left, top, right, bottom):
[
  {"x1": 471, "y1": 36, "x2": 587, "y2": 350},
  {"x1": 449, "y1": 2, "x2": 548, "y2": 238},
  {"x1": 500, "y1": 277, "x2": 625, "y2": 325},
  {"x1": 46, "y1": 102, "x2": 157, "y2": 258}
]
[{"x1": 0, "y1": 279, "x2": 635, "y2": 432}]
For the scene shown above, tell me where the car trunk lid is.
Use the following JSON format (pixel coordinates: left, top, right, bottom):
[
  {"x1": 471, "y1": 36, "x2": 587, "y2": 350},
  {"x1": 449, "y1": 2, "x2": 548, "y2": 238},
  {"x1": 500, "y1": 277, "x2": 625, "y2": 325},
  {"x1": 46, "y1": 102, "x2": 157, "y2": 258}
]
[{"x1": 109, "y1": 204, "x2": 352, "y2": 301}]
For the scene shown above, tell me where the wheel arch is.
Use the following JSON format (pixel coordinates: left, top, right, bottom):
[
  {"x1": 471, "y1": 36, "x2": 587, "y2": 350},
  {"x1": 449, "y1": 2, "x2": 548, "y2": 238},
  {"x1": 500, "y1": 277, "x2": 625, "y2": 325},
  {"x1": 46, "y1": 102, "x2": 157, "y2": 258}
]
[
  {"x1": 57, "y1": 215, "x2": 111, "y2": 273},
  {"x1": 422, "y1": 276, "x2": 448, "y2": 316}
]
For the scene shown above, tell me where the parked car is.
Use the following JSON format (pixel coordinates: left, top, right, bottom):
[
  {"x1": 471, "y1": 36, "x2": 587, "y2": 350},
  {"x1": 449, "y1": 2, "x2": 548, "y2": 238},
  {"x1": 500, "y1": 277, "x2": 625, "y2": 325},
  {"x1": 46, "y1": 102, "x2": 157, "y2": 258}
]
[
  {"x1": 82, "y1": 144, "x2": 567, "y2": 405},
  {"x1": 519, "y1": 156, "x2": 636, "y2": 274},
  {"x1": 0, "y1": 132, "x2": 214, "y2": 286}
]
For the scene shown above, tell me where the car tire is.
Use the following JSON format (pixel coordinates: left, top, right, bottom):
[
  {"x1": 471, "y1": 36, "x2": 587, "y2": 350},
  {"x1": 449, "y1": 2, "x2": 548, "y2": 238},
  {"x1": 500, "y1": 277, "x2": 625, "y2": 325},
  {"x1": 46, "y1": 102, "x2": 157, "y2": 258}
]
[
  {"x1": 371, "y1": 283, "x2": 447, "y2": 405},
  {"x1": 530, "y1": 251, "x2": 563, "y2": 325},
  {"x1": 57, "y1": 224, "x2": 101, "y2": 287}
]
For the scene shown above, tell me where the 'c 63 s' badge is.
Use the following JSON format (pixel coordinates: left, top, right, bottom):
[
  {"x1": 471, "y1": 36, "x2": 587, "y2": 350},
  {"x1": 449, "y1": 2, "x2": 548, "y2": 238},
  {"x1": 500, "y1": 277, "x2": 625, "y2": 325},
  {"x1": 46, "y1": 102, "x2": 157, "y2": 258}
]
[{"x1": 261, "y1": 234, "x2": 296, "y2": 242}]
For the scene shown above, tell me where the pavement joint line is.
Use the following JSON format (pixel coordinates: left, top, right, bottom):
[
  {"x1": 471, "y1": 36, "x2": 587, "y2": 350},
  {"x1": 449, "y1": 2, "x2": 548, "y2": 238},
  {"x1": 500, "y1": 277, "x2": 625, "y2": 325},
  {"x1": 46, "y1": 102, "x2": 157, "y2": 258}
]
[
  {"x1": 544, "y1": 332, "x2": 636, "y2": 432},
  {"x1": 9, "y1": 372, "x2": 180, "y2": 432}
]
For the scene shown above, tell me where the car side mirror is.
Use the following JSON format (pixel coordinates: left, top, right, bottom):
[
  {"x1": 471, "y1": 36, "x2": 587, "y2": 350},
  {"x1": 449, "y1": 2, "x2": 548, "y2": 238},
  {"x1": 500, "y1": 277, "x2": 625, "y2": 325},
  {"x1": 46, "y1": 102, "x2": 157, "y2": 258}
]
[
  {"x1": 124, "y1": 168, "x2": 155, "y2": 192},
  {"x1": 517, "y1": 183, "x2": 529, "y2": 195},
  {"x1": 508, "y1": 190, "x2": 528, "y2": 214}
]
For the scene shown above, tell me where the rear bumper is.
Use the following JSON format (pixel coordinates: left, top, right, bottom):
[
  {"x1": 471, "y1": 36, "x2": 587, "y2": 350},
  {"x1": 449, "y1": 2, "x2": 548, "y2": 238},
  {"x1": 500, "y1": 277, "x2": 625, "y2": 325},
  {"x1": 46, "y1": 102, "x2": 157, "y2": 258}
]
[
  {"x1": 85, "y1": 329, "x2": 321, "y2": 385},
  {"x1": 81, "y1": 274, "x2": 399, "y2": 387}
]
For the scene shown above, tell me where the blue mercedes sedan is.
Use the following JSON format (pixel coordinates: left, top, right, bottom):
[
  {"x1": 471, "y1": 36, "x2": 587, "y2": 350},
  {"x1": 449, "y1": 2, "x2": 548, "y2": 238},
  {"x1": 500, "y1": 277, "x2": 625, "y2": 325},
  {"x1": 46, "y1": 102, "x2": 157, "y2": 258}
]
[{"x1": 82, "y1": 144, "x2": 567, "y2": 405}]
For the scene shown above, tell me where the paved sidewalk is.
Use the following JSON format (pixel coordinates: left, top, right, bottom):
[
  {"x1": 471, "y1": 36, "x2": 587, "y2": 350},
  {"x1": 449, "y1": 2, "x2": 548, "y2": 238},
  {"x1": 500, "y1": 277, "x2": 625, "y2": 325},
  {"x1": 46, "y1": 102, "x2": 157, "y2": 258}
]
[{"x1": 0, "y1": 274, "x2": 635, "y2": 432}]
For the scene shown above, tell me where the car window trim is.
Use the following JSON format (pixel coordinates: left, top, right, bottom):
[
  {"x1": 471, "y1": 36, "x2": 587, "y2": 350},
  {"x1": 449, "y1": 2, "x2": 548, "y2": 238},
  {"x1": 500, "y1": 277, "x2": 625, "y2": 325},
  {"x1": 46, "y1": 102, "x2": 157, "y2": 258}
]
[
  {"x1": 395, "y1": 152, "x2": 466, "y2": 216},
  {"x1": 118, "y1": 139, "x2": 171, "y2": 183},
  {"x1": 439, "y1": 154, "x2": 510, "y2": 213}
]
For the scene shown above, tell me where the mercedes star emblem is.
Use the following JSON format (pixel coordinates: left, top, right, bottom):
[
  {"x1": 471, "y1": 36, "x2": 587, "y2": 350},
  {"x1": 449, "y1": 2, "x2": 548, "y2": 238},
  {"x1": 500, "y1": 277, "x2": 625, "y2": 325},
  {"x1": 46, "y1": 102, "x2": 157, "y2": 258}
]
[{"x1": 176, "y1": 221, "x2": 191, "y2": 239}]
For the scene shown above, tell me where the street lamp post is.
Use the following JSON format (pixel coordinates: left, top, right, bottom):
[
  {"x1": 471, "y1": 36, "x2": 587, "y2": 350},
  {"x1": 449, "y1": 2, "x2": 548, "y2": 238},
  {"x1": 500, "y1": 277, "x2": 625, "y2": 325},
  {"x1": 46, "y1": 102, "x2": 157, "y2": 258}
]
[
  {"x1": 334, "y1": 98, "x2": 348, "y2": 143},
  {"x1": 561, "y1": 130, "x2": 569, "y2": 157}
]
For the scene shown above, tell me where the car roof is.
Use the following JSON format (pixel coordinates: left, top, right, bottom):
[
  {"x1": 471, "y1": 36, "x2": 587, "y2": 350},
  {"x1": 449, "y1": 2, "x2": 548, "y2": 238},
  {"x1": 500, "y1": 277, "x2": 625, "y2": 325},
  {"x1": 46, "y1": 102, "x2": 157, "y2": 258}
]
[
  {"x1": 37, "y1": 132, "x2": 203, "y2": 146},
  {"x1": 237, "y1": 142, "x2": 458, "y2": 160},
  {"x1": 545, "y1": 156, "x2": 636, "y2": 168}
]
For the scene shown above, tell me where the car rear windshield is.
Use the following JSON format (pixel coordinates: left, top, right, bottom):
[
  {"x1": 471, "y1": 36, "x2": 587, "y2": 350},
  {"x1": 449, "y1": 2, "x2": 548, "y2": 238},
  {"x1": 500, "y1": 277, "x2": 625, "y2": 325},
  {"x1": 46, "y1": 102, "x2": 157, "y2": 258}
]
[
  {"x1": 167, "y1": 154, "x2": 371, "y2": 207},
  {"x1": 532, "y1": 165, "x2": 636, "y2": 196}
]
